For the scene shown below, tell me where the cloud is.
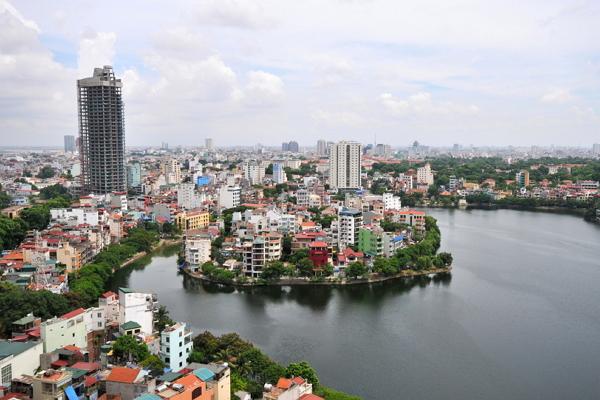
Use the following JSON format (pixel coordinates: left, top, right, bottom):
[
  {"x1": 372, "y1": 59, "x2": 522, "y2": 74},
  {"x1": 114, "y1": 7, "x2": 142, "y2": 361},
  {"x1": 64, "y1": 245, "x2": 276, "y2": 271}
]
[
  {"x1": 242, "y1": 71, "x2": 284, "y2": 107},
  {"x1": 77, "y1": 30, "x2": 116, "y2": 77},
  {"x1": 540, "y1": 89, "x2": 573, "y2": 104},
  {"x1": 380, "y1": 92, "x2": 480, "y2": 116},
  {"x1": 312, "y1": 109, "x2": 365, "y2": 127},
  {"x1": 193, "y1": 0, "x2": 275, "y2": 29}
]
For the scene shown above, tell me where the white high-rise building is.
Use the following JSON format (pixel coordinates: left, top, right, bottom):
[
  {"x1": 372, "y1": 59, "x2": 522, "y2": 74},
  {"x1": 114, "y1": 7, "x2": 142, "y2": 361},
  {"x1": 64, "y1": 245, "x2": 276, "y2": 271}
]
[
  {"x1": 382, "y1": 193, "x2": 401, "y2": 211},
  {"x1": 205, "y1": 138, "x2": 214, "y2": 151},
  {"x1": 118, "y1": 287, "x2": 155, "y2": 336},
  {"x1": 329, "y1": 141, "x2": 362, "y2": 191},
  {"x1": 219, "y1": 186, "x2": 241, "y2": 209},
  {"x1": 593, "y1": 143, "x2": 600, "y2": 156},
  {"x1": 162, "y1": 158, "x2": 181, "y2": 185},
  {"x1": 243, "y1": 162, "x2": 265, "y2": 185},
  {"x1": 177, "y1": 183, "x2": 200, "y2": 210},
  {"x1": 160, "y1": 322, "x2": 193, "y2": 371},
  {"x1": 335, "y1": 208, "x2": 363, "y2": 248},
  {"x1": 272, "y1": 162, "x2": 286, "y2": 184},
  {"x1": 417, "y1": 163, "x2": 434, "y2": 185}
]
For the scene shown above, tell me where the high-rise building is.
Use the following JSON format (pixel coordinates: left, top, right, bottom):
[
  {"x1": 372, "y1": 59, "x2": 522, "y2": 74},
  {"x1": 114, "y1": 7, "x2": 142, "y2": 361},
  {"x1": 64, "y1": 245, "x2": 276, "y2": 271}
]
[
  {"x1": 417, "y1": 163, "x2": 434, "y2": 185},
  {"x1": 593, "y1": 143, "x2": 600, "y2": 156},
  {"x1": 329, "y1": 141, "x2": 362, "y2": 191},
  {"x1": 205, "y1": 138, "x2": 214, "y2": 151},
  {"x1": 272, "y1": 162, "x2": 286, "y2": 184},
  {"x1": 78, "y1": 66, "x2": 125, "y2": 194},
  {"x1": 243, "y1": 161, "x2": 265, "y2": 185},
  {"x1": 64, "y1": 135, "x2": 75, "y2": 153},
  {"x1": 288, "y1": 141, "x2": 299, "y2": 153},
  {"x1": 126, "y1": 162, "x2": 141, "y2": 189},
  {"x1": 282, "y1": 142, "x2": 289, "y2": 152},
  {"x1": 516, "y1": 170, "x2": 530, "y2": 188},
  {"x1": 317, "y1": 139, "x2": 327, "y2": 156},
  {"x1": 162, "y1": 158, "x2": 181, "y2": 184}
]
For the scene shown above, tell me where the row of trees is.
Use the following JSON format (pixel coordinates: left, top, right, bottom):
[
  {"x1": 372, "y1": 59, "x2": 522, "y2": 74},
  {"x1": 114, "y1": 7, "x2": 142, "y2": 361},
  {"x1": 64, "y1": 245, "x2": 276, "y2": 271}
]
[{"x1": 191, "y1": 331, "x2": 359, "y2": 399}]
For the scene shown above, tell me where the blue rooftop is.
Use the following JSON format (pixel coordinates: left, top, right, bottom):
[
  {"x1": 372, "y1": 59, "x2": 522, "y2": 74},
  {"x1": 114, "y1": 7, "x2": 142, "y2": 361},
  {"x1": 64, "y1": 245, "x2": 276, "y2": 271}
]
[{"x1": 193, "y1": 367, "x2": 215, "y2": 382}]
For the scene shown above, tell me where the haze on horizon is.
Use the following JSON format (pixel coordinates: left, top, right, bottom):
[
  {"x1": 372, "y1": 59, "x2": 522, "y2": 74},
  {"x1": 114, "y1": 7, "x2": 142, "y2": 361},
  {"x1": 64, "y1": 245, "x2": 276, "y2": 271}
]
[{"x1": 0, "y1": 0, "x2": 599, "y2": 148}]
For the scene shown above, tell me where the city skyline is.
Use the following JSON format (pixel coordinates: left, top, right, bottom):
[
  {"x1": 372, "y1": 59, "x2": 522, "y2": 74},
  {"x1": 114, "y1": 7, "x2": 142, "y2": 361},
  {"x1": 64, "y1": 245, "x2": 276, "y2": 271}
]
[{"x1": 1, "y1": 1, "x2": 599, "y2": 147}]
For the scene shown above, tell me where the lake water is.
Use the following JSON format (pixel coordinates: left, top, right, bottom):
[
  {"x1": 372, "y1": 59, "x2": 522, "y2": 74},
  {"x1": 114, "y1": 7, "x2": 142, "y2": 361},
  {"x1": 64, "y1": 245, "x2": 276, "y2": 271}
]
[{"x1": 110, "y1": 209, "x2": 600, "y2": 400}]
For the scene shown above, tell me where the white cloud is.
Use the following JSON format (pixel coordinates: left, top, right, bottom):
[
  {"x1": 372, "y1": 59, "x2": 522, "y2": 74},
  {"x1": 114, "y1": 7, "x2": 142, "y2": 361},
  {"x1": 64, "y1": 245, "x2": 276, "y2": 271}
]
[
  {"x1": 312, "y1": 109, "x2": 365, "y2": 127},
  {"x1": 193, "y1": 0, "x2": 275, "y2": 29},
  {"x1": 380, "y1": 92, "x2": 480, "y2": 117},
  {"x1": 77, "y1": 30, "x2": 116, "y2": 76},
  {"x1": 242, "y1": 71, "x2": 284, "y2": 107},
  {"x1": 540, "y1": 89, "x2": 573, "y2": 104}
]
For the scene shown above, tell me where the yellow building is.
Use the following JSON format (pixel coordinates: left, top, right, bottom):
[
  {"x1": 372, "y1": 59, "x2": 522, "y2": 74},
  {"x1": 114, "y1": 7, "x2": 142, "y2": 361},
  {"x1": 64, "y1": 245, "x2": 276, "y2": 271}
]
[{"x1": 175, "y1": 209, "x2": 210, "y2": 230}]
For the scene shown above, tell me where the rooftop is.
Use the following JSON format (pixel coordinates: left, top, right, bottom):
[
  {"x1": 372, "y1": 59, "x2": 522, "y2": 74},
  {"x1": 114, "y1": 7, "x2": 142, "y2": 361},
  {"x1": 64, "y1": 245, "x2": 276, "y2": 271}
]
[
  {"x1": 0, "y1": 340, "x2": 40, "y2": 359},
  {"x1": 106, "y1": 367, "x2": 141, "y2": 384}
]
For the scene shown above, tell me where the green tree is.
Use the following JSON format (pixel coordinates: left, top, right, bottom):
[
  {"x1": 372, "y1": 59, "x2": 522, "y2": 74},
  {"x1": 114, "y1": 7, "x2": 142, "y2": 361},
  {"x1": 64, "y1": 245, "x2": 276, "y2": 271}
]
[
  {"x1": 36, "y1": 166, "x2": 56, "y2": 179},
  {"x1": 345, "y1": 262, "x2": 367, "y2": 279},
  {"x1": 20, "y1": 205, "x2": 50, "y2": 230},
  {"x1": 438, "y1": 252, "x2": 453, "y2": 266},
  {"x1": 112, "y1": 335, "x2": 150, "y2": 363},
  {"x1": 140, "y1": 354, "x2": 165, "y2": 375},
  {"x1": 286, "y1": 361, "x2": 319, "y2": 388},
  {"x1": 155, "y1": 305, "x2": 175, "y2": 333}
]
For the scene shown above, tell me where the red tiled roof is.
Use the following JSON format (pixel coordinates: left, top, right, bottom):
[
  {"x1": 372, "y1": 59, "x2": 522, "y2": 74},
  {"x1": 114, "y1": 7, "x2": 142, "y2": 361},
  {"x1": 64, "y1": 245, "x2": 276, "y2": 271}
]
[
  {"x1": 292, "y1": 376, "x2": 305, "y2": 385},
  {"x1": 63, "y1": 345, "x2": 81, "y2": 352},
  {"x1": 71, "y1": 362, "x2": 100, "y2": 372},
  {"x1": 84, "y1": 376, "x2": 98, "y2": 388},
  {"x1": 299, "y1": 395, "x2": 324, "y2": 400},
  {"x1": 101, "y1": 291, "x2": 116, "y2": 298},
  {"x1": 51, "y1": 360, "x2": 69, "y2": 368},
  {"x1": 276, "y1": 378, "x2": 292, "y2": 390},
  {"x1": 60, "y1": 308, "x2": 85, "y2": 320},
  {"x1": 309, "y1": 241, "x2": 328, "y2": 248},
  {"x1": 106, "y1": 367, "x2": 141, "y2": 384}
]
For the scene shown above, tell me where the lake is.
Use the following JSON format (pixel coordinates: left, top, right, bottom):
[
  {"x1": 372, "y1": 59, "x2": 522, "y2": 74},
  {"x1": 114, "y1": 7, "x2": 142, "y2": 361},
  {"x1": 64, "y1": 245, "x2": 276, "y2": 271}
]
[{"x1": 110, "y1": 209, "x2": 600, "y2": 400}]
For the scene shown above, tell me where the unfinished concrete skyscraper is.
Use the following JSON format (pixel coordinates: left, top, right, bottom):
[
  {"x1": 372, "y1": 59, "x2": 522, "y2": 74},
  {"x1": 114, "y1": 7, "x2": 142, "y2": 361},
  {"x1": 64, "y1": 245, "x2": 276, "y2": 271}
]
[{"x1": 78, "y1": 66, "x2": 126, "y2": 194}]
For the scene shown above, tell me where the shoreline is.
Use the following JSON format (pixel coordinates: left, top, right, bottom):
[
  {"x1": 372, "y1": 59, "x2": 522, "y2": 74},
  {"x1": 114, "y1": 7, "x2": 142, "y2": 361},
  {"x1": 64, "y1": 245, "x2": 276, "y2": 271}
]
[
  {"x1": 119, "y1": 238, "x2": 181, "y2": 269},
  {"x1": 182, "y1": 266, "x2": 452, "y2": 287},
  {"x1": 423, "y1": 203, "x2": 590, "y2": 217}
]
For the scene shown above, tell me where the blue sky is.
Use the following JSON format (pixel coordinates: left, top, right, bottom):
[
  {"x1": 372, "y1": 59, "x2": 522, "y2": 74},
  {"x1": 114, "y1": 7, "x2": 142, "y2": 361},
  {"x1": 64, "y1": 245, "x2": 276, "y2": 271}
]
[{"x1": 0, "y1": 0, "x2": 599, "y2": 147}]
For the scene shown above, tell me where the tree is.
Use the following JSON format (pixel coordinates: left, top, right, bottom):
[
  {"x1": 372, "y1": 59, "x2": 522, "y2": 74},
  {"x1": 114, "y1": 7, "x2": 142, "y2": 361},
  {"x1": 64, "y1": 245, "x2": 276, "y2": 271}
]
[
  {"x1": 155, "y1": 305, "x2": 175, "y2": 333},
  {"x1": 438, "y1": 252, "x2": 453, "y2": 266},
  {"x1": 36, "y1": 166, "x2": 56, "y2": 179},
  {"x1": 296, "y1": 258, "x2": 314, "y2": 277},
  {"x1": 286, "y1": 361, "x2": 319, "y2": 388},
  {"x1": 0, "y1": 191, "x2": 11, "y2": 209},
  {"x1": 39, "y1": 184, "x2": 71, "y2": 200},
  {"x1": 373, "y1": 257, "x2": 396, "y2": 276},
  {"x1": 112, "y1": 335, "x2": 150, "y2": 363},
  {"x1": 140, "y1": 354, "x2": 165, "y2": 375},
  {"x1": 415, "y1": 256, "x2": 433, "y2": 270},
  {"x1": 0, "y1": 216, "x2": 28, "y2": 251},
  {"x1": 261, "y1": 261, "x2": 286, "y2": 281},
  {"x1": 345, "y1": 262, "x2": 367, "y2": 279},
  {"x1": 20, "y1": 205, "x2": 50, "y2": 230}
]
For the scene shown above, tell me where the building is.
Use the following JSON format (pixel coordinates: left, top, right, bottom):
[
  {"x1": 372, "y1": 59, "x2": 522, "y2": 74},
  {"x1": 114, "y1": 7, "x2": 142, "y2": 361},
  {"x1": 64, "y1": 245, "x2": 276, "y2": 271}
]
[
  {"x1": 242, "y1": 233, "x2": 282, "y2": 277},
  {"x1": 516, "y1": 170, "x2": 530, "y2": 188},
  {"x1": 272, "y1": 162, "x2": 286, "y2": 184},
  {"x1": 263, "y1": 376, "x2": 313, "y2": 400},
  {"x1": 336, "y1": 208, "x2": 363, "y2": 248},
  {"x1": 78, "y1": 66, "x2": 126, "y2": 194},
  {"x1": 281, "y1": 142, "x2": 289, "y2": 152},
  {"x1": 177, "y1": 183, "x2": 200, "y2": 210},
  {"x1": 374, "y1": 143, "x2": 391, "y2": 158},
  {"x1": 64, "y1": 135, "x2": 75, "y2": 153},
  {"x1": 219, "y1": 186, "x2": 241, "y2": 209},
  {"x1": 184, "y1": 231, "x2": 211, "y2": 270},
  {"x1": 243, "y1": 162, "x2": 264, "y2": 185},
  {"x1": 0, "y1": 340, "x2": 44, "y2": 387},
  {"x1": 40, "y1": 308, "x2": 87, "y2": 352},
  {"x1": 127, "y1": 162, "x2": 142, "y2": 189},
  {"x1": 50, "y1": 208, "x2": 99, "y2": 226},
  {"x1": 163, "y1": 159, "x2": 181, "y2": 185},
  {"x1": 416, "y1": 163, "x2": 434, "y2": 185},
  {"x1": 316, "y1": 140, "x2": 327, "y2": 156},
  {"x1": 105, "y1": 367, "x2": 156, "y2": 400},
  {"x1": 118, "y1": 287, "x2": 156, "y2": 336},
  {"x1": 308, "y1": 241, "x2": 329, "y2": 268},
  {"x1": 329, "y1": 141, "x2": 362, "y2": 191},
  {"x1": 287, "y1": 141, "x2": 299, "y2": 153},
  {"x1": 32, "y1": 369, "x2": 72, "y2": 400},
  {"x1": 175, "y1": 209, "x2": 210, "y2": 231},
  {"x1": 205, "y1": 138, "x2": 214, "y2": 151},
  {"x1": 382, "y1": 193, "x2": 401, "y2": 211},
  {"x1": 593, "y1": 143, "x2": 600, "y2": 156},
  {"x1": 160, "y1": 323, "x2": 193, "y2": 372}
]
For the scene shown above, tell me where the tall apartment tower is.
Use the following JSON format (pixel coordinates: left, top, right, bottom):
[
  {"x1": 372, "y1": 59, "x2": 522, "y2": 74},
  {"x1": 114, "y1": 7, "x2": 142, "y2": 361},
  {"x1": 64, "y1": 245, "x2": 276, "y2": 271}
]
[
  {"x1": 317, "y1": 139, "x2": 327, "y2": 156},
  {"x1": 78, "y1": 66, "x2": 125, "y2": 194},
  {"x1": 329, "y1": 141, "x2": 362, "y2": 191},
  {"x1": 64, "y1": 135, "x2": 75, "y2": 153},
  {"x1": 205, "y1": 138, "x2": 214, "y2": 151}
]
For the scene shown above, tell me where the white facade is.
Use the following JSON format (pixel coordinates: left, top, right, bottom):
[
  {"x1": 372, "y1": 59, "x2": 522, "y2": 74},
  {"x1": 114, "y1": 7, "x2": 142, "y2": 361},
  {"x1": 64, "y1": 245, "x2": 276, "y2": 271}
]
[
  {"x1": 162, "y1": 159, "x2": 181, "y2": 185},
  {"x1": 336, "y1": 208, "x2": 363, "y2": 248},
  {"x1": 317, "y1": 139, "x2": 328, "y2": 156},
  {"x1": 417, "y1": 163, "x2": 434, "y2": 185},
  {"x1": 382, "y1": 193, "x2": 401, "y2": 211},
  {"x1": 0, "y1": 341, "x2": 44, "y2": 387},
  {"x1": 50, "y1": 208, "x2": 99, "y2": 226},
  {"x1": 99, "y1": 292, "x2": 120, "y2": 324},
  {"x1": 184, "y1": 234, "x2": 211, "y2": 266},
  {"x1": 243, "y1": 162, "x2": 265, "y2": 185},
  {"x1": 84, "y1": 306, "x2": 106, "y2": 332},
  {"x1": 177, "y1": 183, "x2": 200, "y2": 210},
  {"x1": 329, "y1": 141, "x2": 362, "y2": 190},
  {"x1": 40, "y1": 309, "x2": 87, "y2": 352},
  {"x1": 118, "y1": 288, "x2": 156, "y2": 336},
  {"x1": 160, "y1": 322, "x2": 193, "y2": 372},
  {"x1": 219, "y1": 186, "x2": 241, "y2": 209}
]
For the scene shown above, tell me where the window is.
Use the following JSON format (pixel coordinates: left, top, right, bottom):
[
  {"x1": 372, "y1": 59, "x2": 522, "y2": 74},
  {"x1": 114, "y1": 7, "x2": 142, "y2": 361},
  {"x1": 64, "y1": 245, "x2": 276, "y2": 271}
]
[
  {"x1": 97, "y1": 312, "x2": 102, "y2": 318},
  {"x1": 1, "y1": 364, "x2": 11, "y2": 385},
  {"x1": 98, "y1": 322, "x2": 102, "y2": 328}
]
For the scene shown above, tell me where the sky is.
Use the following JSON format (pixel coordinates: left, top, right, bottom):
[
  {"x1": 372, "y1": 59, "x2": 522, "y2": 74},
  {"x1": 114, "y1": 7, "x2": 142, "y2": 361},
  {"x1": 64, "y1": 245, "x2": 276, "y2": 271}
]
[{"x1": 0, "y1": 0, "x2": 599, "y2": 147}]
